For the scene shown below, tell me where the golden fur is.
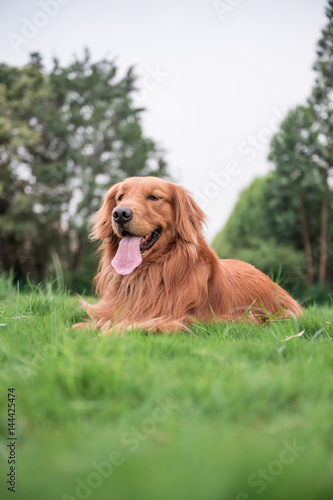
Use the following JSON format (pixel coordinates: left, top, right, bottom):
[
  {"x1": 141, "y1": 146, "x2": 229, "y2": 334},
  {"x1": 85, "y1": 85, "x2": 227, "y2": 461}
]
[{"x1": 75, "y1": 176, "x2": 302, "y2": 333}]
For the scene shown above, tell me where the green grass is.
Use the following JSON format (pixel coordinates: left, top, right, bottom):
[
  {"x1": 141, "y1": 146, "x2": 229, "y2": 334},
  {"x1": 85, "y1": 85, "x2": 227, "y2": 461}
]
[{"x1": 0, "y1": 281, "x2": 333, "y2": 500}]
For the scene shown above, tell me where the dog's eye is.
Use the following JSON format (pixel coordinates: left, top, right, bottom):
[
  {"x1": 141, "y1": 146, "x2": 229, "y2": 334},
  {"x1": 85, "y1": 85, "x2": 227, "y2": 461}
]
[
  {"x1": 147, "y1": 195, "x2": 160, "y2": 201},
  {"x1": 118, "y1": 194, "x2": 124, "y2": 201}
]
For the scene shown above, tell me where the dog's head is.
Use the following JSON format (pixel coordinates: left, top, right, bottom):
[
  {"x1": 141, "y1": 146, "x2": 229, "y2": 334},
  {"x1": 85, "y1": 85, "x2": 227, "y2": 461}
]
[{"x1": 91, "y1": 176, "x2": 206, "y2": 275}]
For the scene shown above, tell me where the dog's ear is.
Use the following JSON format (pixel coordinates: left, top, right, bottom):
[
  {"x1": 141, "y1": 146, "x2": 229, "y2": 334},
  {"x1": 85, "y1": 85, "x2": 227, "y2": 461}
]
[
  {"x1": 171, "y1": 184, "x2": 206, "y2": 244},
  {"x1": 90, "y1": 184, "x2": 118, "y2": 241}
]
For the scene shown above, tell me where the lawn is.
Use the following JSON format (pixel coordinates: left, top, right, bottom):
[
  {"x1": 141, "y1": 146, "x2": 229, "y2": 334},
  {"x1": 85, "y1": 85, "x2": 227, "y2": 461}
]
[{"x1": 0, "y1": 280, "x2": 332, "y2": 500}]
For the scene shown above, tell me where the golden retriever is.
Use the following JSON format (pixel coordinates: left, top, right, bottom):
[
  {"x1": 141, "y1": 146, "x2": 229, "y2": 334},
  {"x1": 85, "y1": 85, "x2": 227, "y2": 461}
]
[{"x1": 75, "y1": 176, "x2": 302, "y2": 333}]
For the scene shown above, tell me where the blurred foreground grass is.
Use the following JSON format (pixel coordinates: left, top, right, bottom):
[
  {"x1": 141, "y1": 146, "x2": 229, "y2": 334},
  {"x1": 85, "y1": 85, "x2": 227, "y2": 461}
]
[{"x1": 0, "y1": 280, "x2": 332, "y2": 500}]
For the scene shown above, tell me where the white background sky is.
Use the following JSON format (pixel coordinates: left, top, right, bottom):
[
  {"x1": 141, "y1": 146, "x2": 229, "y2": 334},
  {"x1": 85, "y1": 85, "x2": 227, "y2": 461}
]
[{"x1": 0, "y1": 0, "x2": 327, "y2": 240}]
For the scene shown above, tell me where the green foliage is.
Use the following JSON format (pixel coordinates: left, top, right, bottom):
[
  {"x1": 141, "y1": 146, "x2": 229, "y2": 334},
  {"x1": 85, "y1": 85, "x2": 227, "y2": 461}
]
[
  {"x1": 0, "y1": 288, "x2": 332, "y2": 499},
  {"x1": 218, "y1": 237, "x2": 303, "y2": 283},
  {"x1": 312, "y1": 0, "x2": 333, "y2": 141},
  {"x1": 269, "y1": 105, "x2": 326, "y2": 200},
  {"x1": 0, "y1": 50, "x2": 168, "y2": 291},
  {"x1": 269, "y1": 106, "x2": 329, "y2": 241},
  {"x1": 213, "y1": 177, "x2": 273, "y2": 248},
  {"x1": 212, "y1": 174, "x2": 333, "y2": 302}
]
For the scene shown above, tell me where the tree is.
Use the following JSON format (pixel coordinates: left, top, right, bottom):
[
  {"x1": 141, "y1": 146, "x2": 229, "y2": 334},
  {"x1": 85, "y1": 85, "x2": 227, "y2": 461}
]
[
  {"x1": 267, "y1": 0, "x2": 333, "y2": 292},
  {"x1": 268, "y1": 105, "x2": 326, "y2": 285},
  {"x1": 211, "y1": 176, "x2": 307, "y2": 294},
  {"x1": 212, "y1": 177, "x2": 273, "y2": 249},
  {"x1": 212, "y1": 1, "x2": 333, "y2": 302},
  {"x1": 212, "y1": 174, "x2": 333, "y2": 301},
  {"x1": 267, "y1": 0, "x2": 333, "y2": 291},
  {"x1": 311, "y1": 0, "x2": 333, "y2": 289},
  {"x1": 0, "y1": 50, "x2": 168, "y2": 290},
  {"x1": 0, "y1": 60, "x2": 53, "y2": 283}
]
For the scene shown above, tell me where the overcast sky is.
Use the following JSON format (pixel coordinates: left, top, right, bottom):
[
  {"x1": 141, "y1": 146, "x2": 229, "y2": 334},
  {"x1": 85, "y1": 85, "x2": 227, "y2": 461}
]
[{"x1": 0, "y1": 0, "x2": 327, "y2": 240}]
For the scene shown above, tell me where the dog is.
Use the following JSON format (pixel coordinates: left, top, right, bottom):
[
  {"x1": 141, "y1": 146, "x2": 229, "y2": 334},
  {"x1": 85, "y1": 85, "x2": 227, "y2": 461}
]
[{"x1": 74, "y1": 176, "x2": 302, "y2": 333}]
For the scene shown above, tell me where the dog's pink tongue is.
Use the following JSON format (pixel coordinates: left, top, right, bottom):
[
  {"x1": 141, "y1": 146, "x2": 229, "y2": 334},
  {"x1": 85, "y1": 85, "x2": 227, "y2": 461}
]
[{"x1": 111, "y1": 236, "x2": 142, "y2": 275}]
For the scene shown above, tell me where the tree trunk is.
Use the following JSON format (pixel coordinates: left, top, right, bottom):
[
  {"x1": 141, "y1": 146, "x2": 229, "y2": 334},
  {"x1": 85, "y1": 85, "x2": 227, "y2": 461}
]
[
  {"x1": 319, "y1": 175, "x2": 328, "y2": 290},
  {"x1": 299, "y1": 197, "x2": 314, "y2": 285}
]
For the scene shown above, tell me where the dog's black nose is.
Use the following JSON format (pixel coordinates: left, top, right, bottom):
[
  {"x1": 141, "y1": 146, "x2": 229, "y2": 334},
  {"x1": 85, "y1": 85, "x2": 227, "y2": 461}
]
[{"x1": 113, "y1": 207, "x2": 133, "y2": 225}]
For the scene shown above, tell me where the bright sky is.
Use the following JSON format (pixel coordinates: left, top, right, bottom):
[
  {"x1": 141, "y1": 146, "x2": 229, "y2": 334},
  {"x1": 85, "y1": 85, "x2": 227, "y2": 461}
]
[{"x1": 0, "y1": 0, "x2": 327, "y2": 240}]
